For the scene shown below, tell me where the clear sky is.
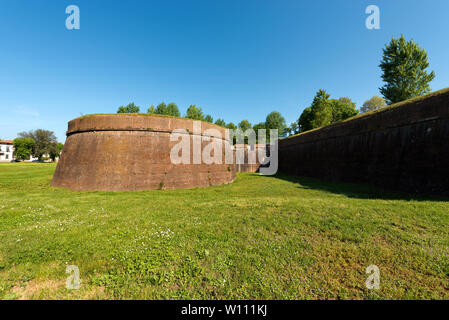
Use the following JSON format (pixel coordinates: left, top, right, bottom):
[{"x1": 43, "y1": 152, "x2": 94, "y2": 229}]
[{"x1": 1, "y1": 0, "x2": 448, "y2": 142}]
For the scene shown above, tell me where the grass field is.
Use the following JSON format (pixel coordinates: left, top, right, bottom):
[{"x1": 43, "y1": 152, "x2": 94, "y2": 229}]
[{"x1": 0, "y1": 163, "x2": 448, "y2": 300}]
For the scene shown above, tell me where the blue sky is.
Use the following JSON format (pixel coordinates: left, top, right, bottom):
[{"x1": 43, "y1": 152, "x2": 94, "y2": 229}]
[{"x1": 1, "y1": 0, "x2": 448, "y2": 142}]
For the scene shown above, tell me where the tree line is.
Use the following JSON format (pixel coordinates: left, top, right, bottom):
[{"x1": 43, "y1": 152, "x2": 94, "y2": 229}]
[
  {"x1": 117, "y1": 102, "x2": 289, "y2": 141},
  {"x1": 13, "y1": 129, "x2": 63, "y2": 162},
  {"x1": 116, "y1": 35, "x2": 435, "y2": 140}
]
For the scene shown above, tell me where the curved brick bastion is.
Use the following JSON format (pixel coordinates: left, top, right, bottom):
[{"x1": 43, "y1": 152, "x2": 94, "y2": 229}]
[{"x1": 51, "y1": 114, "x2": 236, "y2": 191}]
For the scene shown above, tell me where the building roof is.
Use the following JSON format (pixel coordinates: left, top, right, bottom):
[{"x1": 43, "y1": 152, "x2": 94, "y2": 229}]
[{"x1": 0, "y1": 140, "x2": 13, "y2": 144}]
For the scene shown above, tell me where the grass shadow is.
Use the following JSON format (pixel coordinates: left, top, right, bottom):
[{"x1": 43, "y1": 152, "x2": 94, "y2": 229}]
[{"x1": 263, "y1": 173, "x2": 449, "y2": 202}]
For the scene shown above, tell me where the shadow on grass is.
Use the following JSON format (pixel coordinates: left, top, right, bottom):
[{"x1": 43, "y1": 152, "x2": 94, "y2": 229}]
[{"x1": 262, "y1": 173, "x2": 449, "y2": 202}]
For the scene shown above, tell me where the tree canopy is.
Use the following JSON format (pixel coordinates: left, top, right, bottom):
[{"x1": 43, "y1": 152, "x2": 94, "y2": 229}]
[
  {"x1": 338, "y1": 97, "x2": 356, "y2": 109},
  {"x1": 252, "y1": 122, "x2": 266, "y2": 132},
  {"x1": 49, "y1": 142, "x2": 64, "y2": 161},
  {"x1": 226, "y1": 122, "x2": 237, "y2": 130},
  {"x1": 148, "y1": 102, "x2": 180, "y2": 117},
  {"x1": 329, "y1": 99, "x2": 358, "y2": 123},
  {"x1": 238, "y1": 120, "x2": 252, "y2": 132},
  {"x1": 17, "y1": 129, "x2": 58, "y2": 161},
  {"x1": 214, "y1": 118, "x2": 226, "y2": 127},
  {"x1": 117, "y1": 102, "x2": 140, "y2": 113},
  {"x1": 379, "y1": 35, "x2": 435, "y2": 104},
  {"x1": 297, "y1": 89, "x2": 358, "y2": 133},
  {"x1": 12, "y1": 138, "x2": 35, "y2": 161},
  {"x1": 185, "y1": 105, "x2": 204, "y2": 120},
  {"x1": 204, "y1": 114, "x2": 213, "y2": 123},
  {"x1": 287, "y1": 122, "x2": 299, "y2": 136},
  {"x1": 361, "y1": 96, "x2": 386, "y2": 113},
  {"x1": 166, "y1": 103, "x2": 181, "y2": 117},
  {"x1": 252, "y1": 122, "x2": 267, "y2": 142},
  {"x1": 265, "y1": 111, "x2": 287, "y2": 137},
  {"x1": 298, "y1": 106, "x2": 314, "y2": 133},
  {"x1": 147, "y1": 105, "x2": 156, "y2": 114}
]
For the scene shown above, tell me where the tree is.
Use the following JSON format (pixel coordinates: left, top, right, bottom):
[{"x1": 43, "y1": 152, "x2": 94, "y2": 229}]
[
  {"x1": 252, "y1": 122, "x2": 266, "y2": 132},
  {"x1": 265, "y1": 111, "x2": 287, "y2": 137},
  {"x1": 214, "y1": 118, "x2": 226, "y2": 127},
  {"x1": 288, "y1": 122, "x2": 299, "y2": 136},
  {"x1": 204, "y1": 114, "x2": 213, "y2": 123},
  {"x1": 310, "y1": 89, "x2": 332, "y2": 128},
  {"x1": 329, "y1": 99, "x2": 358, "y2": 123},
  {"x1": 147, "y1": 105, "x2": 156, "y2": 114},
  {"x1": 253, "y1": 122, "x2": 267, "y2": 143},
  {"x1": 298, "y1": 90, "x2": 358, "y2": 133},
  {"x1": 379, "y1": 35, "x2": 435, "y2": 104},
  {"x1": 237, "y1": 120, "x2": 253, "y2": 144},
  {"x1": 18, "y1": 129, "x2": 57, "y2": 161},
  {"x1": 48, "y1": 142, "x2": 64, "y2": 162},
  {"x1": 361, "y1": 96, "x2": 386, "y2": 113},
  {"x1": 225, "y1": 122, "x2": 237, "y2": 144},
  {"x1": 226, "y1": 122, "x2": 237, "y2": 130},
  {"x1": 338, "y1": 97, "x2": 356, "y2": 109},
  {"x1": 12, "y1": 138, "x2": 35, "y2": 161},
  {"x1": 298, "y1": 89, "x2": 331, "y2": 132},
  {"x1": 185, "y1": 105, "x2": 204, "y2": 120},
  {"x1": 155, "y1": 102, "x2": 167, "y2": 114},
  {"x1": 298, "y1": 107, "x2": 314, "y2": 132},
  {"x1": 117, "y1": 102, "x2": 140, "y2": 113},
  {"x1": 238, "y1": 120, "x2": 252, "y2": 132},
  {"x1": 166, "y1": 103, "x2": 181, "y2": 117}
]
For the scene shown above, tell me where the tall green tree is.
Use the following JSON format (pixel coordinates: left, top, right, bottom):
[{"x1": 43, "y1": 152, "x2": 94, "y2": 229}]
[
  {"x1": 298, "y1": 90, "x2": 358, "y2": 132},
  {"x1": 253, "y1": 122, "x2": 267, "y2": 143},
  {"x1": 48, "y1": 142, "x2": 64, "y2": 162},
  {"x1": 238, "y1": 120, "x2": 252, "y2": 132},
  {"x1": 148, "y1": 102, "x2": 181, "y2": 117},
  {"x1": 338, "y1": 97, "x2": 356, "y2": 109},
  {"x1": 214, "y1": 118, "x2": 226, "y2": 127},
  {"x1": 297, "y1": 89, "x2": 331, "y2": 132},
  {"x1": 361, "y1": 96, "x2": 386, "y2": 113},
  {"x1": 18, "y1": 129, "x2": 58, "y2": 161},
  {"x1": 185, "y1": 105, "x2": 204, "y2": 120},
  {"x1": 147, "y1": 105, "x2": 156, "y2": 114},
  {"x1": 155, "y1": 102, "x2": 167, "y2": 114},
  {"x1": 117, "y1": 102, "x2": 140, "y2": 113},
  {"x1": 265, "y1": 111, "x2": 287, "y2": 137},
  {"x1": 288, "y1": 122, "x2": 299, "y2": 136},
  {"x1": 329, "y1": 99, "x2": 358, "y2": 123},
  {"x1": 226, "y1": 122, "x2": 237, "y2": 130},
  {"x1": 298, "y1": 107, "x2": 314, "y2": 132},
  {"x1": 310, "y1": 89, "x2": 332, "y2": 128},
  {"x1": 204, "y1": 114, "x2": 213, "y2": 123},
  {"x1": 12, "y1": 138, "x2": 35, "y2": 161},
  {"x1": 236, "y1": 120, "x2": 252, "y2": 144},
  {"x1": 379, "y1": 35, "x2": 435, "y2": 104},
  {"x1": 252, "y1": 122, "x2": 266, "y2": 132},
  {"x1": 166, "y1": 103, "x2": 181, "y2": 117},
  {"x1": 225, "y1": 122, "x2": 237, "y2": 144}
]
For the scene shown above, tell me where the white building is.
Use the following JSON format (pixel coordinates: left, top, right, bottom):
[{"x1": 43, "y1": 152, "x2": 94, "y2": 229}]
[{"x1": 0, "y1": 140, "x2": 14, "y2": 162}]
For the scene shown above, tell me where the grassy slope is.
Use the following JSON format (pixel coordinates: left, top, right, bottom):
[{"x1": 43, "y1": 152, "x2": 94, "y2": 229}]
[
  {"x1": 0, "y1": 163, "x2": 448, "y2": 299},
  {"x1": 284, "y1": 86, "x2": 449, "y2": 140}
]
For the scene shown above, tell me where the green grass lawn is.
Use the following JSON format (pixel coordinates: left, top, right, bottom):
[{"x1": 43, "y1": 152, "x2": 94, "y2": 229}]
[{"x1": 0, "y1": 163, "x2": 448, "y2": 299}]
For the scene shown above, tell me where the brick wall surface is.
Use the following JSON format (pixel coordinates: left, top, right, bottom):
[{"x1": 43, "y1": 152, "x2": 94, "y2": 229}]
[
  {"x1": 51, "y1": 114, "x2": 235, "y2": 191},
  {"x1": 279, "y1": 90, "x2": 449, "y2": 196}
]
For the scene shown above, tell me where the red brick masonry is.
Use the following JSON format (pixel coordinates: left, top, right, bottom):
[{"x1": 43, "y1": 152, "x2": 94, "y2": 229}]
[
  {"x1": 279, "y1": 88, "x2": 449, "y2": 196},
  {"x1": 51, "y1": 114, "x2": 236, "y2": 191},
  {"x1": 234, "y1": 144, "x2": 268, "y2": 173}
]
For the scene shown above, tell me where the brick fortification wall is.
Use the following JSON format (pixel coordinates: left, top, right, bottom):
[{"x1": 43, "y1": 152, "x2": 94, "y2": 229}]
[
  {"x1": 51, "y1": 114, "x2": 236, "y2": 191},
  {"x1": 279, "y1": 89, "x2": 449, "y2": 196},
  {"x1": 234, "y1": 144, "x2": 267, "y2": 173}
]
